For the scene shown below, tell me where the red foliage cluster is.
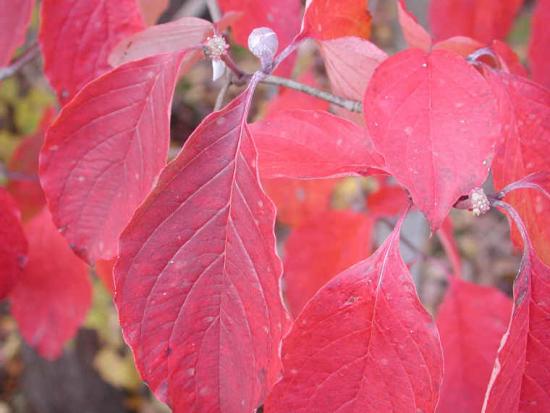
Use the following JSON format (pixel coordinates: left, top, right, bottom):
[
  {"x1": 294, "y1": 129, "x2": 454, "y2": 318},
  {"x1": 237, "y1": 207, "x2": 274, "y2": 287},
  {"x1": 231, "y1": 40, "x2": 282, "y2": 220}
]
[{"x1": 1, "y1": 0, "x2": 549, "y2": 412}]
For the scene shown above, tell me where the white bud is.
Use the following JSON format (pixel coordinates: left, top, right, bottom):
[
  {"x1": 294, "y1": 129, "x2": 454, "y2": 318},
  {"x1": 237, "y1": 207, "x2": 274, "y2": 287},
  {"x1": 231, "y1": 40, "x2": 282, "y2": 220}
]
[
  {"x1": 248, "y1": 27, "x2": 278, "y2": 68},
  {"x1": 469, "y1": 187, "x2": 490, "y2": 216}
]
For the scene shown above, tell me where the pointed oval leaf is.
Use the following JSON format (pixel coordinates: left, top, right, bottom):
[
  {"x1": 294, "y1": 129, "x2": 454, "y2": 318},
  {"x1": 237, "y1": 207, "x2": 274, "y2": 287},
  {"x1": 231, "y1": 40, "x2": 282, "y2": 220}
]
[
  {"x1": 115, "y1": 86, "x2": 290, "y2": 410},
  {"x1": 109, "y1": 17, "x2": 213, "y2": 66},
  {"x1": 283, "y1": 210, "x2": 374, "y2": 317},
  {"x1": 265, "y1": 211, "x2": 443, "y2": 412},
  {"x1": 483, "y1": 206, "x2": 550, "y2": 411},
  {"x1": 0, "y1": 0, "x2": 33, "y2": 66},
  {"x1": 9, "y1": 208, "x2": 91, "y2": 360},
  {"x1": 252, "y1": 109, "x2": 384, "y2": 179},
  {"x1": 437, "y1": 277, "x2": 512, "y2": 413},
  {"x1": 429, "y1": 0, "x2": 523, "y2": 44},
  {"x1": 39, "y1": 0, "x2": 145, "y2": 103},
  {"x1": 363, "y1": 48, "x2": 500, "y2": 230},
  {"x1": 0, "y1": 188, "x2": 28, "y2": 299},
  {"x1": 301, "y1": 0, "x2": 371, "y2": 40},
  {"x1": 40, "y1": 53, "x2": 184, "y2": 263}
]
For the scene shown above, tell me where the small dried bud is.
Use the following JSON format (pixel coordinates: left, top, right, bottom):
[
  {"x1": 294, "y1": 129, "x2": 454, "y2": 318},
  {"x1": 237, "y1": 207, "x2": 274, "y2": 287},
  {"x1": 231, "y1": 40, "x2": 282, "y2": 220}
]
[
  {"x1": 248, "y1": 27, "x2": 278, "y2": 69},
  {"x1": 470, "y1": 187, "x2": 490, "y2": 216},
  {"x1": 204, "y1": 34, "x2": 229, "y2": 60}
]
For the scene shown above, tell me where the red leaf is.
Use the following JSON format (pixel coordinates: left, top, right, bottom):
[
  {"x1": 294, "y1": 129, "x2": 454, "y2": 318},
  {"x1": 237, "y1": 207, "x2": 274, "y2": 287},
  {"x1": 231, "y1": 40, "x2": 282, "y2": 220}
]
[
  {"x1": 0, "y1": 0, "x2": 33, "y2": 66},
  {"x1": 490, "y1": 71, "x2": 550, "y2": 265},
  {"x1": 300, "y1": 0, "x2": 371, "y2": 41},
  {"x1": 39, "y1": 0, "x2": 145, "y2": 103},
  {"x1": 0, "y1": 188, "x2": 28, "y2": 299},
  {"x1": 9, "y1": 208, "x2": 91, "y2": 360},
  {"x1": 436, "y1": 277, "x2": 512, "y2": 413},
  {"x1": 109, "y1": 17, "x2": 213, "y2": 67},
  {"x1": 283, "y1": 210, "x2": 374, "y2": 317},
  {"x1": 114, "y1": 86, "x2": 290, "y2": 410},
  {"x1": 429, "y1": 0, "x2": 523, "y2": 44},
  {"x1": 363, "y1": 49, "x2": 500, "y2": 230},
  {"x1": 482, "y1": 204, "x2": 550, "y2": 412},
  {"x1": 40, "y1": 53, "x2": 184, "y2": 263},
  {"x1": 139, "y1": 0, "x2": 169, "y2": 26},
  {"x1": 265, "y1": 211, "x2": 443, "y2": 412},
  {"x1": 262, "y1": 178, "x2": 339, "y2": 228},
  {"x1": 320, "y1": 37, "x2": 387, "y2": 101},
  {"x1": 252, "y1": 110, "x2": 384, "y2": 179},
  {"x1": 529, "y1": 0, "x2": 550, "y2": 88},
  {"x1": 397, "y1": 0, "x2": 431, "y2": 51},
  {"x1": 263, "y1": 70, "x2": 329, "y2": 118}
]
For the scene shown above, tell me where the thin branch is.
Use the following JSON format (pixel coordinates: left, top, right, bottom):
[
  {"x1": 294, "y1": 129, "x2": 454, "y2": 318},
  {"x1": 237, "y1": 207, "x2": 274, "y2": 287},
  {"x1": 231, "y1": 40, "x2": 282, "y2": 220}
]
[
  {"x1": 260, "y1": 75, "x2": 363, "y2": 113},
  {"x1": 0, "y1": 42, "x2": 40, "y2": 81},
  {"x1": 172, "y1": 0, "x2": 207, "y2": 19},
  {"x1": 206, "y1": 0, "x2": 222, "y2": 21}
]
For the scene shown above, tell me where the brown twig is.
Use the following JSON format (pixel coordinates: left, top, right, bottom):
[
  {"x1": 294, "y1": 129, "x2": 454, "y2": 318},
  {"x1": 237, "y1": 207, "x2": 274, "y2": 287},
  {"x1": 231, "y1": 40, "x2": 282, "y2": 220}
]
[
  {"x1": 260, "y1": 75, "x2": 363, "y2": 113},
  {"x1": 206, "y1": 0, "x2": 222, "y2": 21},
  {"x1": 0, "y1": 42, "x2": 40, "y2": 81}
]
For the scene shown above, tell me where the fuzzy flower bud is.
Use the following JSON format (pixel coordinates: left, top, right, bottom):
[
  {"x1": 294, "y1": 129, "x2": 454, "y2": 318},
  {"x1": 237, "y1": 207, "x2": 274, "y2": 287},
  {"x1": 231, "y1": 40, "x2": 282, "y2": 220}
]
[
  {"x1": 204, "y1": 34, "x2": 229, "y2": 60},
  {"x1": 470, "y1": 187, "x2": 490, "y2": 216},
  {"x1": 248, "y1": 27, "x2": 278, "y2": 70}
]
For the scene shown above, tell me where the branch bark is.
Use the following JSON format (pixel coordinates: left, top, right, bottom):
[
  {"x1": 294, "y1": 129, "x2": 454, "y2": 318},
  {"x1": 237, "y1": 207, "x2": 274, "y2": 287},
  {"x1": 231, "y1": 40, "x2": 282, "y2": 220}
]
[
  {"x1": 260, "y1": 75, "x2": 363, "y2": 113},
  {"x1": 0, "y1": 42, "x2": 40, "y2": 81}
]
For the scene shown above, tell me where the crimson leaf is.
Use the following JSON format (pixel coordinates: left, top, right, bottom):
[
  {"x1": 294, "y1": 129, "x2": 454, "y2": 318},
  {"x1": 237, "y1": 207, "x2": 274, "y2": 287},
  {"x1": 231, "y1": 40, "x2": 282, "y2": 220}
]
[
  {"x1": 40, "y1": 52, "x2": 184, "y2": 263},
  {"x1": 39, "y1": 0, "x2": 145, "y2": 103},
  {"x1": 114, "y1": 84, "x2": 290, "y2": 411},
  {"x1": 265, "y1": 210, "x2": 443, "y2": 412},
  {"x1": 363, "y1": 48, "x2": 500, "y2": 230}
]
